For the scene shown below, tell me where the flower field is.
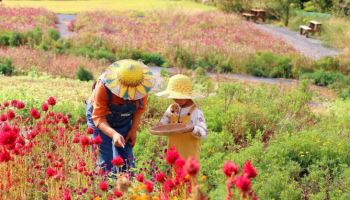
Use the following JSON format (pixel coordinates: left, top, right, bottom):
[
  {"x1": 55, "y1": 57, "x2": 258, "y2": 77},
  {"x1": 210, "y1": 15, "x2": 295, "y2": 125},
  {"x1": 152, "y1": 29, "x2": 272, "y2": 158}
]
[
  {"x1": 0, "y1": 47, "x2": 106, "y2": 78},
  {"x1": 0, "y1": 6, "x2": 56, "y2": 32},
  {"x1": 71, "y1": 11, "x2": 297, "y2": 69}
]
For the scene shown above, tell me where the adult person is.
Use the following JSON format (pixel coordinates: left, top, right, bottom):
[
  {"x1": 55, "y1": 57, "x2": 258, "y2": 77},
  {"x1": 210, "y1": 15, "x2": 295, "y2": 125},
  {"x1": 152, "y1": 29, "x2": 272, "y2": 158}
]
[{"x1": 86, "y1": 59, "x2": 154, "y2": 173}]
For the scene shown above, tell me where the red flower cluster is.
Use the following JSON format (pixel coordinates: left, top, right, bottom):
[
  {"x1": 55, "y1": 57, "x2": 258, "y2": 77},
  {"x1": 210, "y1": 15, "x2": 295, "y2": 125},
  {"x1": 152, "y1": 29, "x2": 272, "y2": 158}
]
[
  {"x1": 111, "y1": 156, "x2": 125, "y2": 166},
  {"x1": 224, "y1": 160, "x2": 258, "y2": 200}
]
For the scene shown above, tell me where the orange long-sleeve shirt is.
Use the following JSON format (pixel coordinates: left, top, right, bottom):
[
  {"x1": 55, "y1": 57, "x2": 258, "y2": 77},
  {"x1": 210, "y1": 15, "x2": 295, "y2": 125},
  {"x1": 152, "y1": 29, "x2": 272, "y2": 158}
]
[{"x1": 91, "y1": 81, "x2": 147, "y2": 127}]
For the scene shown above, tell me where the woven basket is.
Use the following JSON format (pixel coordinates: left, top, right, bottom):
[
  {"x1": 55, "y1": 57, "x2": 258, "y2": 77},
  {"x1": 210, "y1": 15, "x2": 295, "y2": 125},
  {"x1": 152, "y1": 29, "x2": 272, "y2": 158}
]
[{"x1": 149, "y1": 123, "x2": 194, "y2": 136}]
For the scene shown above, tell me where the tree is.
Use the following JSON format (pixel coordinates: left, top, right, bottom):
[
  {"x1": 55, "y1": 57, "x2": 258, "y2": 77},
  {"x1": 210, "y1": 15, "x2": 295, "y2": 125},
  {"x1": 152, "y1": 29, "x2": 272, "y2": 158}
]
[{"x1": 268, "y1": 0, "x2": 301, "y2": 26}]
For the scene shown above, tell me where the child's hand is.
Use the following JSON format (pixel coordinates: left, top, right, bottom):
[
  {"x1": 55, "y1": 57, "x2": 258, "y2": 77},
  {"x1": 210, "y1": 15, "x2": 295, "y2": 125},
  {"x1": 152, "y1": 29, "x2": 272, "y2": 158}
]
[
  {"x1": 113, "y1": 132, "x2": 125, "y2": 148},
  {"x1": 126, "y1": 130, "x2": 137, "y2": 147}
]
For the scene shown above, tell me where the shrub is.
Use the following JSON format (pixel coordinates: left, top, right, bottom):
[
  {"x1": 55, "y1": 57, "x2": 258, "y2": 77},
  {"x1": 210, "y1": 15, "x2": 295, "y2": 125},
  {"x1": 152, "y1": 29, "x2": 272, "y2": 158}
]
[
  {"x1": 216, "y1": 0, "x2": 251, "y2": 13},
  {"x1": 26, "y1": 27, "x2": 43, "y2": 47},
  {"x1": 301, "y1": 70, "x2": 349, "y2": 87},
  {"x1": 246, "y1": 52, "x2": 293, "y2": 78},
  {"x1": 140, "y1": 52, "x2": 165, "y2": 66},
  {"x1": 314, "y1": 56, "x2": 340, "y2": 71},
  {"x1": 47, "y1": 28, "x2": 60, "y2": 41},
  {"x1": 76, "y1": 66, "x2": 94, "y2": 81},
  {"x1": 9, "y1": 32, "x2": 23, "y2": 46},
  {"x1": 0, "y1": 33, "x2": 10, "y2": 46},
  {"x1": 0, "y1": 58, "x2": 14, "y2": 76},
  {"x1": 95, "y1": 48, "x2": 115, "y2": 62}
]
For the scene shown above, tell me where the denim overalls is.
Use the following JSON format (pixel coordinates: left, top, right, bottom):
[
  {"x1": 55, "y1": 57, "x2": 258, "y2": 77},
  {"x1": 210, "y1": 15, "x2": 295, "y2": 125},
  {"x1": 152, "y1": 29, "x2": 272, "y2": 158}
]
[{"x1": 86, "y1": 82, "x2": 141, "y2": 173}]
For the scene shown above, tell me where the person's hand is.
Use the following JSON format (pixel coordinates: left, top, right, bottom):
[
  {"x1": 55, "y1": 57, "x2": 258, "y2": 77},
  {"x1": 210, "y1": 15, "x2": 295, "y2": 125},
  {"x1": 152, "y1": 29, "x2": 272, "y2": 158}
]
[
  {"x1": 112, "y1": 132, "x2": 125, "y2": 148},
  {"x1": 125, "y1": 130, "x2": 137, "y2": 147}
]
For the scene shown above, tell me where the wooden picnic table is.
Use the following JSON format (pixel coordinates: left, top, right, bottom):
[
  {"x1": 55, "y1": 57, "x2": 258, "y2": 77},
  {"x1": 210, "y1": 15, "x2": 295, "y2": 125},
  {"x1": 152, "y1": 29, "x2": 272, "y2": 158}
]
[
  {"x1": 309, "y1": 20, "x2": 322, "y2": 33},
  {"x1": 250, "y1": 9, "x2": 266, "y2": 22},
  {"x1": 300, "y1": 25, "x2": 312, "y2": 37}
]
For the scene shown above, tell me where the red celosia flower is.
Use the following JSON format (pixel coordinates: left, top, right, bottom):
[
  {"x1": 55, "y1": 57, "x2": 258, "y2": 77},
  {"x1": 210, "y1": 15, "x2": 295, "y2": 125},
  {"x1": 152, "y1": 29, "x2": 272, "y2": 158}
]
[
  {"x1": 114, "y1": 190, "x2": 123, "y2": 198},
  {"x1": 64, "y1": 189, "x2": 71, "y2": 200},
  {"x1": 184, "y1": 158, "x2": 200, "y2": 177},
  {"x1": 42, "y1": 103, "x2": 49, "y2": 112},
  {"x1": 174, "y1": 158, "x2": 186, "y2": 170},
  {"x1": 30, "y1": 108, "x2": 41, "y2": 119},
  {"x1": 99, "y1": 181, "x2": 108, "y2": 191},
  {"x1": 16, "y1": 101, "x2": 25, "y2": 109},
  {"x1": 3, "y1": 101, "x2": 9, "y2": 107},
  {"x1": 242, "y1": 160, "x2": 257, "y2": 179},
  {"x1": 222, "y1": 161, "x2": 239, "y2": 178},
  {"x1": 0, "y1": 149, "x2": 11, "y2": 162},
  {"x1": 7, "y1": 110, "x2": 15, "y2": 120},
  {"x1": 0, "y1": 124, "x2": 19, "y2": 146},
  {"x1": 166, "y1": 146, "x2": 180, "y2": 165},
  {"x1": 46, "y1": 167, "x2": 57, "y2": 178},
  {"x1": 111, "y1": 156, "x2": 124, "y2": 166},
  {"x1": 144, "y1": 181, "x2": 154, "y2": 193},
  {"x1": 155, "y1": 172, "x2": 166, "y2": 183},
  {"x1": 80, "y1": 135, "x2": 91, "y2": 146},
  {"x1": 72, "y1": 132, "x2": 80, "y2": 143},
  {"x1": 234, "y1": 176, "x2": 251, "y2": 193},
  {"x1": 92, "y1": 134, "x2": 102, "y2": 145},
  {"x1": 11, "y1": 100, "x2": 18, "y2": 107},
  {"x1": 62, "y1": 116, "x2": 69, "y2": 124},
  {"x1": 164, "y1": 179, "x2": 175, "y2": 193},
  {"x1": 87, "y1": 127, "x2": 94, "y2": 134},
  {"x1": 0, "y1": 114, "x2": 7, "y2": 122},
  {"x1": 47, "y1": 96, "x2": 56, "y2": 106},
  {"x1": 136, "y1": 174, "x2": 144, "y2": 182}
]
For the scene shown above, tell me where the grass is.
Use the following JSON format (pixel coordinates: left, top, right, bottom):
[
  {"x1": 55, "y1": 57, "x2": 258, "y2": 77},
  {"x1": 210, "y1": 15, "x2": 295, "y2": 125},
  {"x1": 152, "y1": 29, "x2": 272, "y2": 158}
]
[{"x1": 4, "y1": 0, "x2": 216, "y2": 13}]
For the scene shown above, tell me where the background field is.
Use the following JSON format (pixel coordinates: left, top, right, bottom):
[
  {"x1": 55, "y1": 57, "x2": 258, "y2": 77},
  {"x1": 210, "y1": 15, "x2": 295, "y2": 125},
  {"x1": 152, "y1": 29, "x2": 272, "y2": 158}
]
[{"x1": 3, "y1": 0, "x2": 215, "y2": 13}]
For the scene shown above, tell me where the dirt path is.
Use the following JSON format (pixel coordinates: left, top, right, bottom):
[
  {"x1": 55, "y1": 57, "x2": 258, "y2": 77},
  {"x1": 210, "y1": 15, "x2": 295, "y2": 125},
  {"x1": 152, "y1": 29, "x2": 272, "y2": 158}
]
[
  {"x1": 56, "y1": 14, "x2": 76, "y2": 38},
  {"x1": 254, "y1": 24, "x2": 340, "y2": 60}
]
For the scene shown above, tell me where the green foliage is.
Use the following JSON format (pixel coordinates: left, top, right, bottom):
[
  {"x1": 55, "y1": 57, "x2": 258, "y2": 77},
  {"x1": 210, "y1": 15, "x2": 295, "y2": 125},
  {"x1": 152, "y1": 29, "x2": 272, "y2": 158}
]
[
  {"x1": 76, "y1": 66, "x2": 94, "y2": 81},
  {"x1": 216, "y1": 0, "x2": 252, "y2": 13},
  {"x1": 9, "y1": 32, "x2": 23, "y2": 46},
  {"x1": 140, "y1": 52, "x2": 165, "y2": 66},
  {"x1": 314, "y1": 56, "x2": 340, "y2": 71},
  {"x1": 0, "y1": 32, "x2": 10, "y2": 46},
  {"x1": 302, "y1": 70, "x2": 349, "y2": 86},
  {"x1": 48, "y1": 28, "x2": 60, "y2": 41},
  {"x1": 0, "y1": 58, "x2": 14, "y2": 76},
  {"x1": 267, "y1": 0, "x2": 300, "y2": 26},
  {"x1": 246, "y1": 52, "x2": 293, "y2": 78}
]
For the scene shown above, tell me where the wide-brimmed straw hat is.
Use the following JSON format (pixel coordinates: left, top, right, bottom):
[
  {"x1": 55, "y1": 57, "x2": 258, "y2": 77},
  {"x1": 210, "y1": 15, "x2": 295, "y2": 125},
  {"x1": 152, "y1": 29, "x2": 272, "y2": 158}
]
[
  {"x1": 156, "y1": 74, "x2": 198, "y2": 99},
  {"x1": 100, "y1": 59, "x2": 154, "y2": 100}
]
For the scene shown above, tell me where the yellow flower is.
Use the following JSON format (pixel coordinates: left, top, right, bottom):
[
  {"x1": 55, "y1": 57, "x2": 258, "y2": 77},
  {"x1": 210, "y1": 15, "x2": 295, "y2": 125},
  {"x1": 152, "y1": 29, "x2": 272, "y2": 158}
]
[
  {"x1": 93, "y1": 197, "x2": 101, "y2": 200},
  {"x1": 201, "y1": 175, "x2": 207, "y2": 181}
]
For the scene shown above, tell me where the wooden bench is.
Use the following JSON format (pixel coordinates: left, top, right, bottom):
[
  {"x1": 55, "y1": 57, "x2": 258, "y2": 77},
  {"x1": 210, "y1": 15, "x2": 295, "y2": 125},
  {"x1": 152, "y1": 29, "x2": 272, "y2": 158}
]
[
  {"x1": 300, "y1": 25, "x2": 312, "y2": 37},
  {"x1": 242, "y1": 13, "x2": 256, "y2": 21},
  {"x1": 250, "y1": 9, "x2": 266, "y2": 22},
  {"x1": 309, "y1": 20, "x2": 322, "y2": 34}
]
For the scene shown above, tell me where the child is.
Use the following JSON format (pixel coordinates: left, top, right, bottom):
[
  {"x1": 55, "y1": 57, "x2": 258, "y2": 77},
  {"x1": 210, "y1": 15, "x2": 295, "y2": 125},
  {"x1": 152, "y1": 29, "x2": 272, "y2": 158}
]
[{"x1": 157, "y1": 74, "x2": 208, "y2": 160}]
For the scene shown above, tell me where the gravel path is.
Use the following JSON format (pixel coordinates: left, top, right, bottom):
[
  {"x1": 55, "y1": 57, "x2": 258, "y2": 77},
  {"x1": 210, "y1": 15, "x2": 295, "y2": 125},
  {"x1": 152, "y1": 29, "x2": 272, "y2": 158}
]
[
  {"x1": 56, "y1": 14, "x2": 76, "y2": 38},
  {"x1": 254, "y1": 24, "x2": 340, "y2": 60}
]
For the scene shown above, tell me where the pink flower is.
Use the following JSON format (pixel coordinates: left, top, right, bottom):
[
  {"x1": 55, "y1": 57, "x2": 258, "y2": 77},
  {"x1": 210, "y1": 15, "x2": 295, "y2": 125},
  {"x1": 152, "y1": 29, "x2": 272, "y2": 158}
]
[
  {"x1": 80, "y1": 135, "x2": 91, "y2": 146},
  {"x1": 114, "y1": 190, "x2": 123, "y2": 198},
  {"x1": 11, "y1": 100, "x2": 18, "y2": 107},
  {"x1": 16, "y1": 101, "x2": 25, "y2": 109},
  {"x1": 47, "y1": 96, "x2": 56, "y2": 106},
  {"x1": 42, "y1": 103, "x2": 49, "y2": 112},
  {"x1": 30, "y1": 108, "x2": 41, "y2": 119},
  {"x1": 222, "y1": 161, "x2": 239, "y2": 178},
  {"x1": 155, "y1": 172, "x2": 166, "y2": 183},
  {"x1": 233, "y1": 176, "x2": 251, "y2": 193},
  {"x1": 0, "y1": 124, "x2": 19, "y2": 146},
  {"x1": 92, "y1": 134, "x2": 102, "y2": 145},
  {"x1": 0, "y1": 149, "x2": 11, "y2": 162},
  {"x1": 46, "y1": 167, "x2": 57, "y2": 178},
  {"x1": 64, "y1": 189, "x2": 71, "y2": 200},
  {"x1": 99, "y1": 181, "x2": 108, "y2": 191},
  {"x1": 164, "y1": 179, "x2": 175, "y2": 193},
  {"x1": 136, "y1": 174, "x2": 144, "y2": 182},
  {"x1": 184, "y1": 158, "x2": 200, "y2": 177},
  {"x1": 111, "y1": 156, "x2": 124, "y2": 166},
  {"x1": 3, "y1": 101, "x2": 9, "y2": 107},
  {"x1": 86, "y1": 127, "x2": 94, "y2": 134},
  {"x1": 7, "y1": 110, "x2": 15, "y2": 120},
  {"x1": 0, "y1": 114, "x2": 7, "y2": 122},
  {"x1": 174, "y1": 158, "x2": 186, "y2": 171},
  {"x1": 166, "y1": 146, "x2": 180, "y2": 165},
  {"x1": 144, "y1": 181, "x2": 154, "y2": 193},
  {"x1": 242, "y1": 160, "x2": 257, "y2": 179}
]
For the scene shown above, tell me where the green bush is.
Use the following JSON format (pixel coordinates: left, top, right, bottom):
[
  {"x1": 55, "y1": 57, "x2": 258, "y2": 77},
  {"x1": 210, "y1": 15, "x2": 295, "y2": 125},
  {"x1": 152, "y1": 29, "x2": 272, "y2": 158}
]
[
  {"x1": 9, "y1": 32, "x2": 23, "y2": 46},
  {"x1": 48, "y1": 28, "x2": 60, "y2": 41},
  {"x1": 216, "y1": 0, "x2": 251, "y2": 13},
  {"x1": 0, "y1": 33, "x2": 10, "y2": 46},
  {"x1": 26, "y1": 27, "x2": 43, "y2": 47},
  {"x1": 314, "y1": 56, "x2": 340, "y2": 71},
  {"x1": 246, "y1": 52, "x2": 293, "y2": 78},
  {"x1": 95, "y1": 48, "x2": 115, "y2": 62},
  {"x1": 140, "y1": 52, "x2": 165, "y2": 66},
  {"x1": 0, "y1": 58, "x2": 14, "y2": 76},
  {"x1": 76, "y1": 66, "x2": 94, "y2": 81},
  {"x1": 302, "y1": 70, "x2": 349, "y2": 87}
]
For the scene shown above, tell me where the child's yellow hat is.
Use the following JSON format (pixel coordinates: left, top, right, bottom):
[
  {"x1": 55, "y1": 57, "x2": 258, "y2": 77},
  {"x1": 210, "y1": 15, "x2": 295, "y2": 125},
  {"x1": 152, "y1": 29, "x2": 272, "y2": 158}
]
[
  {"x1": 157, "y1": 74, "x2": 196, "y2": 99},
  {"x1": 100, "y1": 59, "x2": 154, "y2": 100}
]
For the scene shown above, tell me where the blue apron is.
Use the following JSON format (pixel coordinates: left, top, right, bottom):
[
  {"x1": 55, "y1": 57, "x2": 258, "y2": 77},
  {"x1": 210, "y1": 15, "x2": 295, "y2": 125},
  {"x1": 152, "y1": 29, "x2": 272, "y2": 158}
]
[{"x1": 86, "y1": 83, "x2": 140, "y2": 173}]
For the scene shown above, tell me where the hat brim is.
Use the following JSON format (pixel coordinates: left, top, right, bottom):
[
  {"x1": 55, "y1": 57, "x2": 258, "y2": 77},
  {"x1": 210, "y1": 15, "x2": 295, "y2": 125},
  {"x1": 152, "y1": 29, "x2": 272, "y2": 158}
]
[{"x1": 156, "y1": 90, "x2": 201, "y2": 99}]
